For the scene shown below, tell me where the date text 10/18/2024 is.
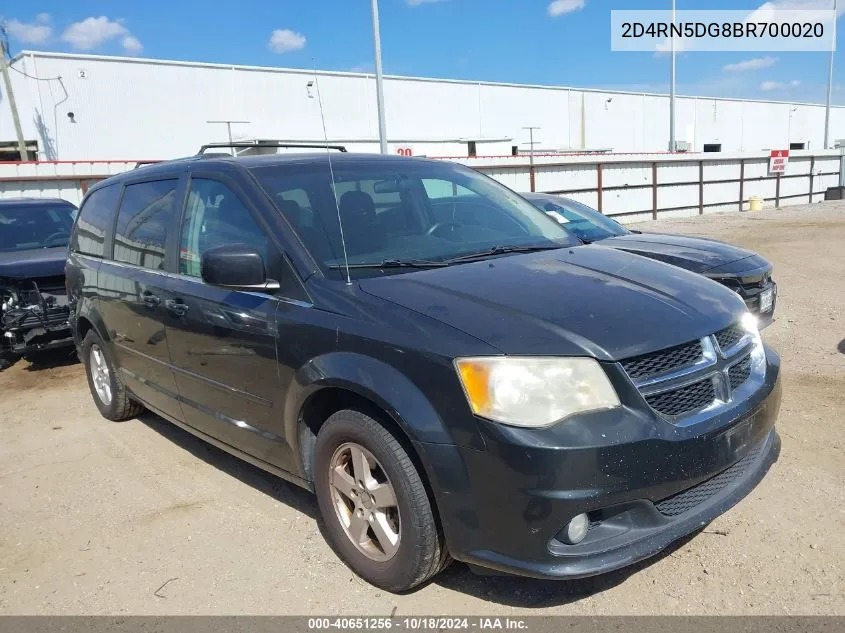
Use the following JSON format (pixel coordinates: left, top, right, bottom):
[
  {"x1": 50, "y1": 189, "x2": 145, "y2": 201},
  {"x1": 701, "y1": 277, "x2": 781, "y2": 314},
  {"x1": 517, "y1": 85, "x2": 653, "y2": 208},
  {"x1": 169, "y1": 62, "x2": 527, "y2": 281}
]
[{"x1": 308, "y1": 618, "x2": 528, "y2": 630}]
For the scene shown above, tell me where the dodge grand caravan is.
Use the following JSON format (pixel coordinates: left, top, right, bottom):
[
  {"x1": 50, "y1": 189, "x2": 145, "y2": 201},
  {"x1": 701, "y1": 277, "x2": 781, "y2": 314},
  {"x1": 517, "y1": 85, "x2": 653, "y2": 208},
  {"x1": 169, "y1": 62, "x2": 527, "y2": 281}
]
[{"x1": 66, "y1": 149, "x2": 782, "y2": 592}]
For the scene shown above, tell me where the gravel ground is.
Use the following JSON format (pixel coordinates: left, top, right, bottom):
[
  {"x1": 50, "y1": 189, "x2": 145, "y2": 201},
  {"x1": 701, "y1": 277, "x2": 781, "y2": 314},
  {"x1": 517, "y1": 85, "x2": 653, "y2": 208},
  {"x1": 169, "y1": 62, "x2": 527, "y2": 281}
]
[{"x1": 0, "y1": 203, "x2": 843, "y2": 615}]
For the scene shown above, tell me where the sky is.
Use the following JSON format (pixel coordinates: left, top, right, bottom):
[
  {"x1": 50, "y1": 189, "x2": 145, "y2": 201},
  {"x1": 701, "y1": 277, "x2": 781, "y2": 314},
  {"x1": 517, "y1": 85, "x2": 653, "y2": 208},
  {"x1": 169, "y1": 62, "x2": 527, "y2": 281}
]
[{"x1": 3, "y1": 0, "x2": 845, "y2": 103}]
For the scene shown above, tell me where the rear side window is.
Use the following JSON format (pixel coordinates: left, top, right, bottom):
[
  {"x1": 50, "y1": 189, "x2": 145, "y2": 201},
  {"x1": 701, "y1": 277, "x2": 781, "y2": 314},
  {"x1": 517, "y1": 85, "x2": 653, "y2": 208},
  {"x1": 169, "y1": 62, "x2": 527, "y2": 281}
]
[
  {"x1": 113, "y1": 180, "x2": 177, "y2": 270},
  {"x1": 71, "y1": 185, "x2": 120, "y2": 257}
]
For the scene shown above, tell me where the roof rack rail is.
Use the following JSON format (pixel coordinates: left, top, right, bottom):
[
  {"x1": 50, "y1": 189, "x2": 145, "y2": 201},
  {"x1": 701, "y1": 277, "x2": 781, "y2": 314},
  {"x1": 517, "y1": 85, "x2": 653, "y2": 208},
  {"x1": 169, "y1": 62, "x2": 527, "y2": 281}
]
[
  {"x1": 197, "y1": 141, "x2": 347, "y2": 155},
  {"x1": 133, "y1": 160, "x2": 162, "y2": 169}
]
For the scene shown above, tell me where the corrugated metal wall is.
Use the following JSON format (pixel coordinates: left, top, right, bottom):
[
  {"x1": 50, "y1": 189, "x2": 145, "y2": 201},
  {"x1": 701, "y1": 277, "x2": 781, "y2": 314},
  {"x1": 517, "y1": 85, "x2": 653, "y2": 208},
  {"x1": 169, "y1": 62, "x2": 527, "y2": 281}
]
[{"x1": 7, "y1": 51, "x2": 845, "y2": 161}]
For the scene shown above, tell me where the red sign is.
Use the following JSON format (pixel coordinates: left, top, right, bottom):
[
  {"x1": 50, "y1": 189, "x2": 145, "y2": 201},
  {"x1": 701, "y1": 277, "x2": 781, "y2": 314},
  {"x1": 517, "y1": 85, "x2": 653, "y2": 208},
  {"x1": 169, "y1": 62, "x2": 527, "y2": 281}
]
[
  {"x1": 769, "y1": 149, "x2": 789, "y2": 174},
  {"x1": 395, "y1": 147, "x2": 413, "y2": 156}
]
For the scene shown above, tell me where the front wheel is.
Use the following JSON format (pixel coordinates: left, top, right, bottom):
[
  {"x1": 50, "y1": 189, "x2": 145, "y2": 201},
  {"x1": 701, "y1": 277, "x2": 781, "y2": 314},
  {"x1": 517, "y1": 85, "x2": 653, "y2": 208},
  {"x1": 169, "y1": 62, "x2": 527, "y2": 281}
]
[{"x1": 314, "y1": 409, "x2": 448, "y2": 592}]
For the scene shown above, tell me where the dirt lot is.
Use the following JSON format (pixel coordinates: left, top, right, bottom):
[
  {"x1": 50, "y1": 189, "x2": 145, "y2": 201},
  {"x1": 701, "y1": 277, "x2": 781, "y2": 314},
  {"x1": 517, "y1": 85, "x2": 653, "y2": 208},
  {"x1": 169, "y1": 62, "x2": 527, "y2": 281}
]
[{"x1": 1, "y1": 203, "x2": 843, "y2": 615}]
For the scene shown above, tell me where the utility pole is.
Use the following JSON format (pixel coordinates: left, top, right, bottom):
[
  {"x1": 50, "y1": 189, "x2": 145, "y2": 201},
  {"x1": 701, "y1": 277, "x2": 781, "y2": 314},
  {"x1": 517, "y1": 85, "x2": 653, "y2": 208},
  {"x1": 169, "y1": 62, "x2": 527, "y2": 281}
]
[
  {"x1": 824, "y1": 0, "x2": 838, "y2": 149},
  {"x1": 669, "y1": 0, "x2": 677, "y2": 152},
  {"x1": 0, "y1": 37, "x2": 29, "y2": 161},
  {"x1": 522, "y1": 126, "x2": 541, "y2": 192},
  {"x1": 371, "y1": 0, "x2": 389, "y2": 154}
]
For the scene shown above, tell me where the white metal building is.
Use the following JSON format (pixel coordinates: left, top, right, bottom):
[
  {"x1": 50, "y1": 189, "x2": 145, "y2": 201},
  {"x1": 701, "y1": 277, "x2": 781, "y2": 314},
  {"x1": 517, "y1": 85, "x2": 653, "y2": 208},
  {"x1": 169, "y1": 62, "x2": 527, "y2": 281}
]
[{"x1": 6, "y1": 50, "x2": 845, "y2": 161}]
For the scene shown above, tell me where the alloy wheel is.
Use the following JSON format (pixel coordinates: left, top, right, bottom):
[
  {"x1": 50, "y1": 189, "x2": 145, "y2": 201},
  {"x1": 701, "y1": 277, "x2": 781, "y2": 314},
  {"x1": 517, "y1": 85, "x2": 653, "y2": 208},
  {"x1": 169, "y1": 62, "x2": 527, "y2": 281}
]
[
  {"x1": 89, "y1": 344, "x2": 112, "y2": 406},
  {"x1": 329, "y1": 442, "x2": 401, "y2": 562}
]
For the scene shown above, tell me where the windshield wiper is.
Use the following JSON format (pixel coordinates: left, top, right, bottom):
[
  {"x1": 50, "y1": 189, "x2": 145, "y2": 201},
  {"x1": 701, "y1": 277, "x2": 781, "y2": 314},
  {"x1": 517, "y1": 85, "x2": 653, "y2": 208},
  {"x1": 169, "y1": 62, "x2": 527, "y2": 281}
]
[
  {"x1": 443, "y1": 244, "x2": 563, "y2": 264},
  {"x1": 327, "y1": 258, "x2": 450, "y2": 270}
]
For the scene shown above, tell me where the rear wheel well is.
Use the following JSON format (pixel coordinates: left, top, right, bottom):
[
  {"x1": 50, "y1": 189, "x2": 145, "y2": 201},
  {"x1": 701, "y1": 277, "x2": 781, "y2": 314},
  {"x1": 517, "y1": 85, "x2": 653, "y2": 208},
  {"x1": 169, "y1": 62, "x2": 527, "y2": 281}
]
[{"x1": 298, "y1": 387, "x2": 442, "y2": 530}]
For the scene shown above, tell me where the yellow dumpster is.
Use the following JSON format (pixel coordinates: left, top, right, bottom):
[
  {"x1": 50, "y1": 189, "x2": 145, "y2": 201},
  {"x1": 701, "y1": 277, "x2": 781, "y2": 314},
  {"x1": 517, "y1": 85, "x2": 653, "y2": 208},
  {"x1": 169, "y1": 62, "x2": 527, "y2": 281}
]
[{"x1": 748, "y1": 196, "x2": 763, "y2": 212}]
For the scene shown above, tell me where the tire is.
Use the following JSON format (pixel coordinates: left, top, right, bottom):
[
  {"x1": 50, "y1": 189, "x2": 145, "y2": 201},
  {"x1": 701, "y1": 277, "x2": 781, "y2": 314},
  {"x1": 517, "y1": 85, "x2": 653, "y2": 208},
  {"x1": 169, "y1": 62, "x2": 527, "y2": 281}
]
[
  {"x1": 82, "y1": 330, "x2": 144, "y2": 421},
  {"x1": 314, "y1": 409, "x2": 448, "y2": 592}
]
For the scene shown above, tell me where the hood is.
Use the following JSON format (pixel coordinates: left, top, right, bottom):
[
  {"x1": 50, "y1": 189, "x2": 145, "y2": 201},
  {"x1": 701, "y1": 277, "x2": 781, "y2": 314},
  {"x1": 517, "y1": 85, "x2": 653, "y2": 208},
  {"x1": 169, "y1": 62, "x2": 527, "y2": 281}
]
[
  {"x1": 598, "y1": 232, "x2": 765, "y2": 274},
  {"x1": 359, "y1": 245, "x2": 746, "y2": 360},
  {"x1": 0, "y1": 247, "x2": 68, "y2": 281}
]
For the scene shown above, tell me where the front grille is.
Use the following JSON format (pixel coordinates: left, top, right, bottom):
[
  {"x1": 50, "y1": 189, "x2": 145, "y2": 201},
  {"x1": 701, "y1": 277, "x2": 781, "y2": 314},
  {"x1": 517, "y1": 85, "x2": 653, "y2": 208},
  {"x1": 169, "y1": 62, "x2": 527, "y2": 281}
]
[
  {"x1": 715, "y1": 324, "x2": 745, "y2": 351},
  {"x1": 645, "y1": 378, "x2": 716, "y2": 418},
  {"x1": 620, "y1": 340, "x2": 703, "y2": 382},
  {"x1": 728, "y1": 355, "x2": 753, "y2": 391},
  {"x1": 655, "y1": 441, "x2": 764, "y2": 517}
]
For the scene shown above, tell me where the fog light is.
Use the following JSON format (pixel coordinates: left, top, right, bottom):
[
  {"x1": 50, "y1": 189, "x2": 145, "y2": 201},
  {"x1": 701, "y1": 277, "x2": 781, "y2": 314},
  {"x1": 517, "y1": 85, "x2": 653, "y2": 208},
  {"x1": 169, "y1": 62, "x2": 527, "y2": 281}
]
[{"x1": 561, "y1": 513, "x2": 589, "y2": 545}]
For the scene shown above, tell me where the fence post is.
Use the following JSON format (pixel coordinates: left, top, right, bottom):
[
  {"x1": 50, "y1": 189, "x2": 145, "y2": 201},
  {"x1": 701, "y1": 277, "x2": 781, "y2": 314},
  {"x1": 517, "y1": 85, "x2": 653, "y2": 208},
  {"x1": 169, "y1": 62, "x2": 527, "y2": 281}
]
[
  {"x1": 651, "y1": 162, "x2": 658, "y2": 220},
  {"x1": 698, "y1": 160, "x2": 704, "y2": 215},
  {"x1": 809, "y1": 155, "x2": 815, "y2": 204},
  {"x1": 529, "y1": 163, "x2": 536, "y2": 193},
  {"x1": 597, "y1": 163, "x2": 604, "y2": 213},
  {"x1": 738, "y1": 159, "x2": 745, "y2": 212}
]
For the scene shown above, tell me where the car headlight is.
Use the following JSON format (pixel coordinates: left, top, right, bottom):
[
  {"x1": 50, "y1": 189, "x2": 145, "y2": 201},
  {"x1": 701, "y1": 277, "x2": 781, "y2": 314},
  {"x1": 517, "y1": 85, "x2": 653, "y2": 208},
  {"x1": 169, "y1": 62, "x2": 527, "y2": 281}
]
[
  {"x1": 741, "y1": 312, "x2": 767, "y2": 372},
  {"x1": 455, "y1": 357, "x2": 620, "y2": 428}
]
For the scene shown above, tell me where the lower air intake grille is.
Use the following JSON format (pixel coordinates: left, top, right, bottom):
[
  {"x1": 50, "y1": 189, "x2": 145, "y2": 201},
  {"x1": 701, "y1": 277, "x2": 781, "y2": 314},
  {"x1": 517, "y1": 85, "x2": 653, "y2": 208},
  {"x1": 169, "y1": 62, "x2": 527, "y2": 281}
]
[
  {"x1": 645, "y1": 378, "x2": 715, "y2": 418},
  {"x1": 655, "y1": 442, "x2": 764, "y2": 517},
  {"x1": 729, "y1": 355, "x2": 753, "y2": 391},
  {"x1": 620, "y1": 340, "x2": 703, "y2": 382}
]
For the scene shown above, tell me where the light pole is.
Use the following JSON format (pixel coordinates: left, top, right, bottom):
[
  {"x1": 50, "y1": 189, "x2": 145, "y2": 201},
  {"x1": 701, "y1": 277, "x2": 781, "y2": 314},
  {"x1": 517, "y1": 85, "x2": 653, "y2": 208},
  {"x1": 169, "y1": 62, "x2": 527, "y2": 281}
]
[
  {"x1": 824, "y1": 0, "x2": 838, "y2": 149},
  {"x1": 371, "y1": 0, "x2": 389, "y2": 154},
  {"x1": 669, "y1": 0, "x2": 677, "y2": 152}
]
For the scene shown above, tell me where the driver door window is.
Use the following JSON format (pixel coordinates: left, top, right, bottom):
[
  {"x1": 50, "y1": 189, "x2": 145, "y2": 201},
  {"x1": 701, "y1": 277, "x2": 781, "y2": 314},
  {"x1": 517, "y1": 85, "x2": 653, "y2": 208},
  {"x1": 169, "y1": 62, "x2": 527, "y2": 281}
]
[{"x1": 179, "y1": 179, "x2": 270, "y2": 277}]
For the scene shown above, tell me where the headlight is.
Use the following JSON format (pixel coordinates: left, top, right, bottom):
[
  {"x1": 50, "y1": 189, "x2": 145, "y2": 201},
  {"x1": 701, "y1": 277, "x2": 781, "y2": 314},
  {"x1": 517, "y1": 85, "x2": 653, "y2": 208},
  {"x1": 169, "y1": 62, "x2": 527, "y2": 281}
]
[
  {"x1": 741, "y1": 312, "x2": 767, "y2": 372},
  {"x1": 455, "y1": 357, "x2": 620, "y2": 428}
]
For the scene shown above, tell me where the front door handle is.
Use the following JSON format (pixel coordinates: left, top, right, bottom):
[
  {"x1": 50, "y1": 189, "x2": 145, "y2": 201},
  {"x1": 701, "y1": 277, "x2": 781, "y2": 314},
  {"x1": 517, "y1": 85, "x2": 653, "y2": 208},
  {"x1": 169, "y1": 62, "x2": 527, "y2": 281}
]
[
  {"x1": 165, "y1": 299, "x2": 190, "y2": 317},
  {"x1": 142, "y1": 292, "x2": 160, "y2": 307}
]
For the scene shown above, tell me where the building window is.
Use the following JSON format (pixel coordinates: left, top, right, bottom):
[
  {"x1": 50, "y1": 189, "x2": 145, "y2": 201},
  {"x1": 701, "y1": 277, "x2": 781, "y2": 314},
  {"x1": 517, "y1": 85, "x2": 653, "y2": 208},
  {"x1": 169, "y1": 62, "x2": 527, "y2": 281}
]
[
  {"x1": 789, "y1": 142, "x2": 806, "y2": 150},
  {"x1": 467, "y1": 141, "x2": 477, "y2": 157},
  {"x1": 511, "y1": 145, "x2": 519, "y2": 156},
  {"x1": 703, "y1": 144, "x2": 722, "y2": 153}
]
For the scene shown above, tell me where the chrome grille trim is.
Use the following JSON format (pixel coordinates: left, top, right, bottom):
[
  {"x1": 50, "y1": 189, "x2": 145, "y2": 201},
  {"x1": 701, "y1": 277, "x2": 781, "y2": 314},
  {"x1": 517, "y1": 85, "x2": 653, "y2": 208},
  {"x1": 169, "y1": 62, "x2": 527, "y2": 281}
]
[{"x1": 619, "y1": 322, "x2": 766, "y2": 426}]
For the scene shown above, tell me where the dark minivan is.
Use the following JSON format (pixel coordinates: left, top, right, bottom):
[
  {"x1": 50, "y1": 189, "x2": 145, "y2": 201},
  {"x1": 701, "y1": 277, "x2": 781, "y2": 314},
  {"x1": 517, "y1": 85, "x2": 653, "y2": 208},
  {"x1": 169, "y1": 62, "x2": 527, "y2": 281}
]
[{"x1": 66, "y1": 151, "x2": 782, "y2": 592}]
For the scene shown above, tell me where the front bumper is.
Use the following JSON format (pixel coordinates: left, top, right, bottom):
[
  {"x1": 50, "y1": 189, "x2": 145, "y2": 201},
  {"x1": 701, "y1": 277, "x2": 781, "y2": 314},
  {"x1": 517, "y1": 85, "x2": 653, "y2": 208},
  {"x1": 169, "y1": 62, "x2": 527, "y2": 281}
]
[
  {"x1": 1, "y1": 310, "x2": 73, "y2": 358},
  {"x1": 420, "y1": 348, "x2": 782, "y2": 580}
]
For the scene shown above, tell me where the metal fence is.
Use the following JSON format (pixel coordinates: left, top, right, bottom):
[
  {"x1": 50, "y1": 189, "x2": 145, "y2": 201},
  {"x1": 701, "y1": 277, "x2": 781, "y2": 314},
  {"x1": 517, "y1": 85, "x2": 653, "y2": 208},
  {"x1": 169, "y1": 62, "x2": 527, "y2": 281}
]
[
  {"x1": 2, "y1": 151, "x2": 841, "y2": 223},
  {"x1": 454, "y1": 150, "x2": 843, "y2": 223}
]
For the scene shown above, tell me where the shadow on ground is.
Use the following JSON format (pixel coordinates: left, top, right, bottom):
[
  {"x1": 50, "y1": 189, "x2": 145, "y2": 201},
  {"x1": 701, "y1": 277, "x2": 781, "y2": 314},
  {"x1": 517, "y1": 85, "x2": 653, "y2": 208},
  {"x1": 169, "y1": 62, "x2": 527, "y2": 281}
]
[
  {"x1": 24, "y1": 348, "x2": 79, "y2": 371},
  {"x1": 1, "y1": 348, "x2": 78, "y2": 372},
  {"x1": 137, "y1": 411, "x2": 316, "y2": 519},
  {"x1": 838, "y1": 339, "x2": 845, "y2": 354},
  {"x1": 136, "y1": 407, "x2": 701, "y2": 606}
]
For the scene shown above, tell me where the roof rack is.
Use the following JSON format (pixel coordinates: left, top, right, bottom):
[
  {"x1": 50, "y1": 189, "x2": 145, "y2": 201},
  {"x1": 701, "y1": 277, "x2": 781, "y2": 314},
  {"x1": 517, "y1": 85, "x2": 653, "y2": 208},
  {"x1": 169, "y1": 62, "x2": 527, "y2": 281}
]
[
  {"x1": 197, "y1": 141, "x2": 347, "y2": 155},
  {"x1": 133, "y1": 160, "x2": 162, "y2": 169}
]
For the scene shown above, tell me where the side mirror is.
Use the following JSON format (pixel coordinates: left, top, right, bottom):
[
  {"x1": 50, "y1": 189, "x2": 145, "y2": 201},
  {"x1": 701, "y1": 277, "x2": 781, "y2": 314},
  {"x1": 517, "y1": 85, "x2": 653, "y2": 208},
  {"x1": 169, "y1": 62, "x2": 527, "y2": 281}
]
[{"x1": 201, "y1": 244, "x2": 280, "y2": 291}]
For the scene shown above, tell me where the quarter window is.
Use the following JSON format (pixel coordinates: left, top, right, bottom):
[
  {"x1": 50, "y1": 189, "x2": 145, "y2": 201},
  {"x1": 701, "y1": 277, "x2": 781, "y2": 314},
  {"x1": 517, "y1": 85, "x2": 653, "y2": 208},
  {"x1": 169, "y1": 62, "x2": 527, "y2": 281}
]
[
  {"x1": 71, "y1": 184, "x2": 120, "y2": 258},
  {"x1": 113, "y1": 180, "x2": 177, "y2": 270}
]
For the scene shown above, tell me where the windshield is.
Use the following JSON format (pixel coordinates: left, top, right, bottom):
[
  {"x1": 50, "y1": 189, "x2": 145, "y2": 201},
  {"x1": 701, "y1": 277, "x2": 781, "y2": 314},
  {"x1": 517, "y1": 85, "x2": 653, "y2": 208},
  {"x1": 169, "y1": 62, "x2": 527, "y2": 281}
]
[
  {"x1": 526, "y1": 196, "x2": 629, "y2": 242},
  {"x1": 0, "y1": 203, "x2": 78, "y2": 252},
  {"x1": 251, "y1": 160, "x2": 578, "y2": 278}
]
